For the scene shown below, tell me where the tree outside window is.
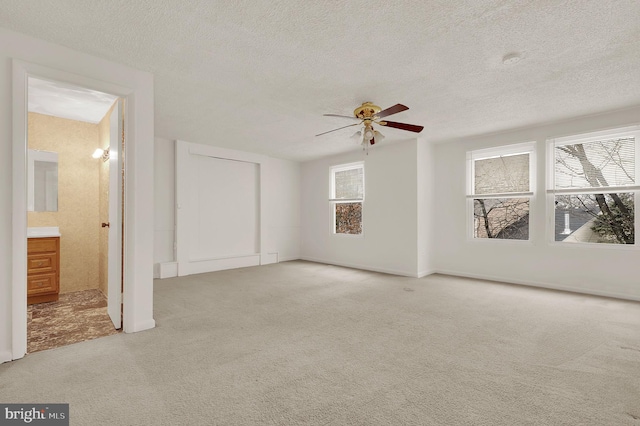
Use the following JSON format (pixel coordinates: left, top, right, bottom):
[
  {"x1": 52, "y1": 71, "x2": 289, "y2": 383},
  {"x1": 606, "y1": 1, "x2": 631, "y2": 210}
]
[
  {"x1": 330, "y1": 163, "x2": 364, "y2": 235},
  {"x1": 551, "y1": 128, "x2": 638, "y2": 245},
  {"x1": 468, "y1": 144, "x2": 535, "y2": 240}
]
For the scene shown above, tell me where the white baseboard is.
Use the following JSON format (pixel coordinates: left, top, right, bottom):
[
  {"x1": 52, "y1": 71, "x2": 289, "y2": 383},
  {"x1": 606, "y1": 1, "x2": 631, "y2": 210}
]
[
  {"x1": 179, "y1": 255, "x2": 261, "y2": 276},
  {"x1": 434, "y1": 269, "x2": 640, "y2": 302},
  {"x1": 279, "y1": 255, "x2": 301, "y2": 262},
  {"x1": 154, "y1": 262, "x2": 178, "y2": 279},
  {"x1": 301, "y1": 256, "x2": 420, "y2": 278},
  {"x1": 261, "y1": 253, "x2": 278, "y2": 265},
  {"x1": 125, "y1": 318, "x2": 156, "y2": 333},
  {"x1": 0, "y1": 350, "x2": 13, "y2": 364},
  {"x1": 417, "y1": 269, "x2": 435, "y2": 278}
]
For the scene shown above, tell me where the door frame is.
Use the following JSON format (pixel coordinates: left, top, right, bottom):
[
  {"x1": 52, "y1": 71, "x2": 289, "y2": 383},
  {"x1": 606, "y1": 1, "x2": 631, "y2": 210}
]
[{"x1": 11, "y1": 60, "x2": 149, "y2": 359}]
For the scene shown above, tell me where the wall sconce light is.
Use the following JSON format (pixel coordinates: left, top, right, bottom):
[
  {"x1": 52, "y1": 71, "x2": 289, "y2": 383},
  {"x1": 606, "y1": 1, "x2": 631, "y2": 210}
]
[{"x1": 92, "y1": 147, "x2": 110, "y2": 162}]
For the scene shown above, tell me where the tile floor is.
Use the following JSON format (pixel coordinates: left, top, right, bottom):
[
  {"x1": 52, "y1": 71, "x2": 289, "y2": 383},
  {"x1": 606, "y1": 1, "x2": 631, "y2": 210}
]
[{"x1": 27, "y1": 289, "x2": 121, "y2": 353}]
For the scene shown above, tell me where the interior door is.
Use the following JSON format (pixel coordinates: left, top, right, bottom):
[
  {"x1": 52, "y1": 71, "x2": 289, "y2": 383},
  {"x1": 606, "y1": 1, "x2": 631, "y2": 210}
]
[{"x1": 107, "y1": 99, "x2": 123, "y2": 329}]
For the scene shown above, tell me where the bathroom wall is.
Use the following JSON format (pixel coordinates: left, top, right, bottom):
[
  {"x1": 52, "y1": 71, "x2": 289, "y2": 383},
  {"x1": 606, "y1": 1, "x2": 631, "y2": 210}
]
[{"x1": 27, "y1": 112, "x2": 101, "y2": 294}]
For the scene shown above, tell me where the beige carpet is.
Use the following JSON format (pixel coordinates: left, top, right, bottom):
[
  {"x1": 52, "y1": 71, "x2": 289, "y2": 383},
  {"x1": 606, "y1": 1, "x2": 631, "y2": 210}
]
[{"x1": 1, "y1": 260, "x2": 639, "y2": 425}]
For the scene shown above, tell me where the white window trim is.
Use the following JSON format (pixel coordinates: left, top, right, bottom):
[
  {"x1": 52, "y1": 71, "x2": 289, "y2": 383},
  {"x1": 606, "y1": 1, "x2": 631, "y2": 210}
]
[
  {"x1": 466, "y1": 142, "x2": 536, "y2": 242},
  {"x1": 330, "y1": 161, "x2": 365, "y2": 201},
  {"x1": 549, "y1": 125, "x2": 639, "y2": 147},
  {"x1": 546, "y1": 126, "x2": 640, "y2": 248},
  {"x1": 330, "y1": 161, "x2": 365, "y2": 236}
]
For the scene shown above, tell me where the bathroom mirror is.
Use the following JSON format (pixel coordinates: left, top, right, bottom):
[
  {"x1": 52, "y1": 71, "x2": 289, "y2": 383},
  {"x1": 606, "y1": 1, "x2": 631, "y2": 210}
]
[{"x1": 28, "y1": 149, "x2": 58, "y2": 212}]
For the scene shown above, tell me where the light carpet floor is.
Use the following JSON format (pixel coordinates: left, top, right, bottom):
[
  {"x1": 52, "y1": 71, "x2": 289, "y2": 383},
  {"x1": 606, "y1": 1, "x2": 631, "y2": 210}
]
[{"x1": 1, "y1": 260, "x2": 640, "y2": 425}]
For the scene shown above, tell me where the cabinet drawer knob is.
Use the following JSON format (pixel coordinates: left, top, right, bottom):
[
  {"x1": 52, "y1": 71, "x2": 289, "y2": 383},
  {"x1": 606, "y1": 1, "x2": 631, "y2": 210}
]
[{"x1": 38, "y1": 261, "x2": 44, "y2": 266}]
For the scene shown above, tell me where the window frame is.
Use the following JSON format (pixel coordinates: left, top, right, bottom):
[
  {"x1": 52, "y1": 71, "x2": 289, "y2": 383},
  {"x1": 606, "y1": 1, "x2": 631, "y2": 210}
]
[
  {"x1": 546, "y1": 125, "x2": 640, "y2": 248},
  {"x1": 329, "y1": 161, "x2": 365, "y2": 236},
  {"x1": 466, "y1": 142, "x2": 536, "y2": 242}
]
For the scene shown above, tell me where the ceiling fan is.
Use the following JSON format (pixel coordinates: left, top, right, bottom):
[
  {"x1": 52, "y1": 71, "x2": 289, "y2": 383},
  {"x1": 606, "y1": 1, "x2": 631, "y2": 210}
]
[{"x1": 316, "y1": 102, "x2": 424, "y2": 147}]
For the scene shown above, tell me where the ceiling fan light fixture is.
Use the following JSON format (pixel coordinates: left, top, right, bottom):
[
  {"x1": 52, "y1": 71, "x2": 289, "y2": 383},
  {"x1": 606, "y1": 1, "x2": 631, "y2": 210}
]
[
  {"x1": 318, "y1": 102, "x2": 423, "y2": 151},
  {"x1": 363, "y1": 129, "x2": 374, "y2": 140}
]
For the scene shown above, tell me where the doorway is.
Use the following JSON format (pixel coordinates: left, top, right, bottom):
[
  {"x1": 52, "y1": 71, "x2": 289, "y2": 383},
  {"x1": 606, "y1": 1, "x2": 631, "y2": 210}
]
[
  {"x1": 25, "y1": 77, "x2": 124, "y2": 352},
  {"x1": 10, "y1": 57, "x2": 155, "y2": 363}
]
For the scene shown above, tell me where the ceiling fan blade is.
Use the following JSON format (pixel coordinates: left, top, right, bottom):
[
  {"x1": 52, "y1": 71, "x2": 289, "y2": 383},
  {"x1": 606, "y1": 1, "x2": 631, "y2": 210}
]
[
  {"x1": 380, "y1": 120, "x2": 424, "y2": 133},
  {"x1": 323, "y1": 113, "x2": 360, "y2": 120},
  {"x1": 377, "y1": 104, "x2": 409, "y2": 119},
  {"x1": 316, "y1": 123, "x2": 361, "y2": 137}
]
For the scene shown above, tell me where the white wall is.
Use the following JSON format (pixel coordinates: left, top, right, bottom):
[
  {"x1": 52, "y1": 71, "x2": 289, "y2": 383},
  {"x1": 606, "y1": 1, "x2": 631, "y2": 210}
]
[
  {"x1": 264, "y1": 156, "x2": 301, "y2": 262},
  {"x1": 153, "y1": 139, "x2": 300, "y2": 276},
  {"x1": 154, "y1": 137, "x2": 175, "y2": 264},
  {"x1": 300, "y1": 139, "x2": 421, "y2": 277},
  {"x1": 417, "y1": 138, "x2": 435, "y2": 277},
  {"x1": 433, "y1": 106, "x2": 640, "y2": 301},
  {"x1": 1, "y1": 27, "x2": 155, "y2": 363},
  {"x1": 0, "y1": 32, "x2": 13, "y2": 363}
]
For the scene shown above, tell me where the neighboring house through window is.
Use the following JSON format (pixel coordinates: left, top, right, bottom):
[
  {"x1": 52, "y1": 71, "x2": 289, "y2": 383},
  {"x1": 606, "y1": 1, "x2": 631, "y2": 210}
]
[
  {"x1": 330, "y1": 162, "x2": 364, "y2": 235},
  {"x1": 548, "y1": 126, "x2": 639, "y2": 245},
  {"x1": 467, "y1": 142, "x2": 535, "y2": 240}
]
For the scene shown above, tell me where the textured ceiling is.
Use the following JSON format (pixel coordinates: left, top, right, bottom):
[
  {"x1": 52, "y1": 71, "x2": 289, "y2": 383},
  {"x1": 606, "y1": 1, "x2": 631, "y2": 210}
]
[
  {"x1": 2, "y1": 0, "x2": 639, "y2": 161},
  {"x1": 28, "y1": 77, "x2": 118, "y2": 124}
]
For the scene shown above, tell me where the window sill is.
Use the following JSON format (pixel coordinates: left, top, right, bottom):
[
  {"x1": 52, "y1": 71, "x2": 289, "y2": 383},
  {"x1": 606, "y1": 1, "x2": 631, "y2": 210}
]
[
  {"x1": 332, "y1": 232, "x2": 364, "y2": 239},
  {"x1": 548, "y1": 240, "x2": 638, "y2": 250},
  {"x1": 467, "y1": 237, "x2": 533, "y2": 246}
]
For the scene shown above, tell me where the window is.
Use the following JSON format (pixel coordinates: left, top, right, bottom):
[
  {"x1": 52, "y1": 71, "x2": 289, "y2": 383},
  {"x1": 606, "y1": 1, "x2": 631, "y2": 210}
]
[
  {"x1": 467, "y1": 143, "x2": 535, "y2": 240},
  {"x1": 548, "y1": 126, "x2": 639, "y2": 245},
  {"x1": 330, "y1": 162, "x2": 364, "y2": 235}
]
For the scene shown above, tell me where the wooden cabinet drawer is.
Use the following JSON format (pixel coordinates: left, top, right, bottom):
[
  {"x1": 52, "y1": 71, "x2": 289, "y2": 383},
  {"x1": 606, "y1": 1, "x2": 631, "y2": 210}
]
[
  {"x1": 27, "y1": 273, "x2": 58, "y2": 295},
  {"x1": 28, "y1": 238, "x2": 58, "y2": 254},
  {"x1": 27, "y1": 236, "x2": 60, "y2": 305},
  {"x1": 27, "y1": 253, "x2": 57, "y2": 274}
]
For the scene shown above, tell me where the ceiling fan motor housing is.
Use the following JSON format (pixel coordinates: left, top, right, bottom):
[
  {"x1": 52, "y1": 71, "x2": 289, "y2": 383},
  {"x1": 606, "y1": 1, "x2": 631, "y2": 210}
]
[{"x1": 354, "y1": 102, "x2": 381, "y2": 120}]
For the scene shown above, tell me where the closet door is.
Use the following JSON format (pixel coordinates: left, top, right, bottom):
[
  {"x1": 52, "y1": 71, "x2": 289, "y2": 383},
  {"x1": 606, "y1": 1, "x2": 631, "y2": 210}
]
[
  {"x1": 176, "y1": 141, "x2": 264, "y2": 276},
  {"x1": 188, "y1": 155, "x2": 259, "y2": 261}
]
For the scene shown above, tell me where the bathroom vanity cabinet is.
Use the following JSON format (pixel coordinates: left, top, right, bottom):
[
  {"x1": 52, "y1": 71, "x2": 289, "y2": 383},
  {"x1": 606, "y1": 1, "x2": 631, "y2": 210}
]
[{"x1": 27, "y1": 236, "x2": 60, "y2": 305}]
